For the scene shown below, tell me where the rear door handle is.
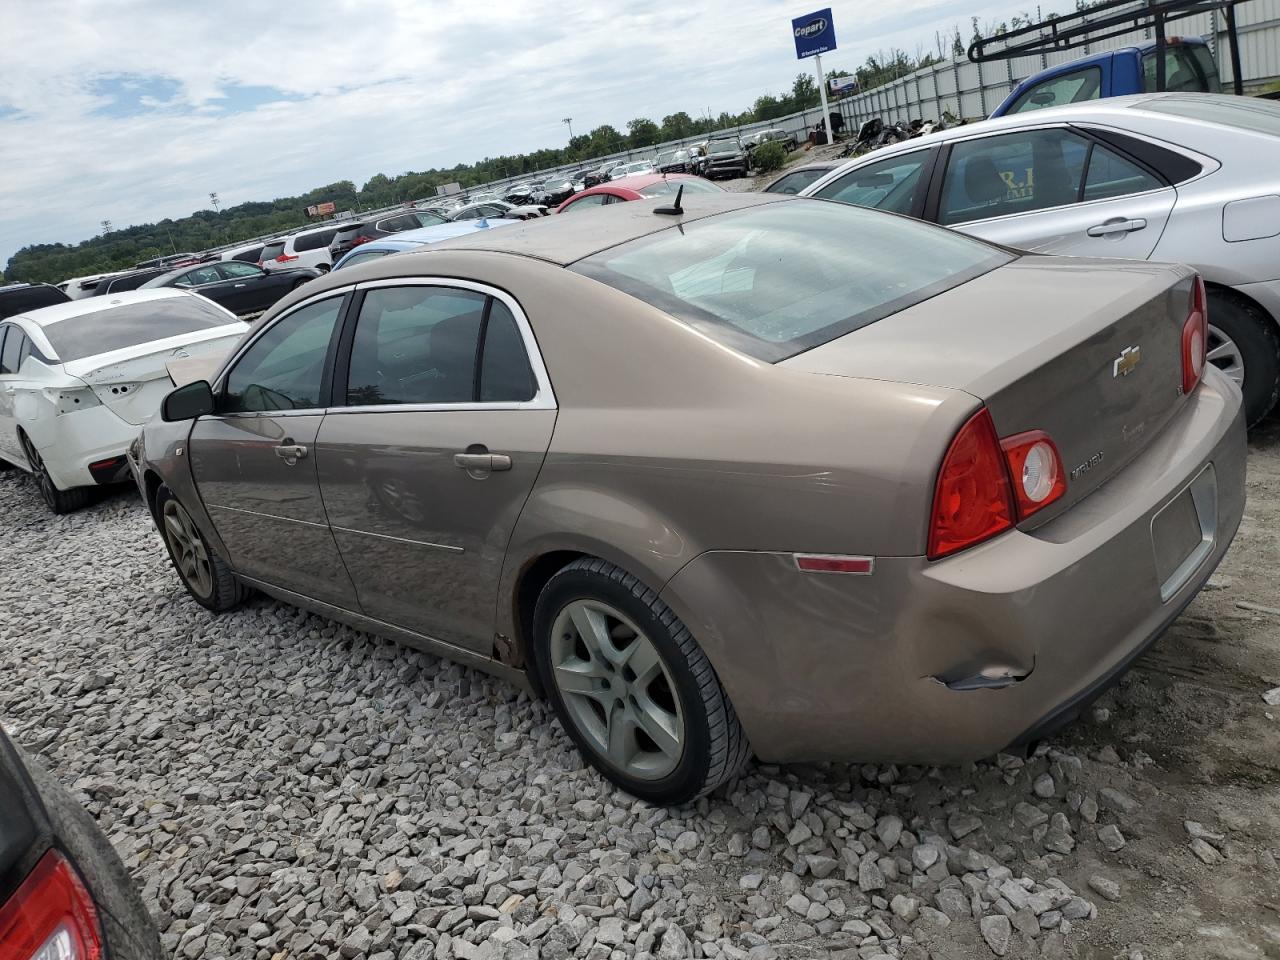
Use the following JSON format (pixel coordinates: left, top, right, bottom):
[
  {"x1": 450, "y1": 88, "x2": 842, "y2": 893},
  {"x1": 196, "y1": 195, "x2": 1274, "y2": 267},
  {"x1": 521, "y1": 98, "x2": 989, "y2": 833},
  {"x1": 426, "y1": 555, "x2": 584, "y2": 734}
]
[
  {"x1": 1087, "y1": 218, "x2": 1147, "y2": 237},
  {"x1": 273, "y1": 443, "x2": 308, "y2": 464},
  {"x1": 233, "y1": 283, "x2": 247, "y2": 288},
  {"x1": 453, "y1": 452, "x2": 513, "y2": 473}
]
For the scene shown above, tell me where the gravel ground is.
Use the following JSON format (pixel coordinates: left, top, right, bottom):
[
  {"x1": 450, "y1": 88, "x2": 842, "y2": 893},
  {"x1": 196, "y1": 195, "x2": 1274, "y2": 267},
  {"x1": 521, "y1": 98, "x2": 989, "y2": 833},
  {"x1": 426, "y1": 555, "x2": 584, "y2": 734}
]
[{"x1": 2, "y1": 416, "x2": 1278, "y2": 960}]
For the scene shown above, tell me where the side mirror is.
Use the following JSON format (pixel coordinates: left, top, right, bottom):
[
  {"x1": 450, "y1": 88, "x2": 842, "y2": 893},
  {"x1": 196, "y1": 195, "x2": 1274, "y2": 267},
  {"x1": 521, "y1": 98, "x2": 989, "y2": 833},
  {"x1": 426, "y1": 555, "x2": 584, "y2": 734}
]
[{"x1": 161, "y1": 380, "x2": 215, "y2": 422}]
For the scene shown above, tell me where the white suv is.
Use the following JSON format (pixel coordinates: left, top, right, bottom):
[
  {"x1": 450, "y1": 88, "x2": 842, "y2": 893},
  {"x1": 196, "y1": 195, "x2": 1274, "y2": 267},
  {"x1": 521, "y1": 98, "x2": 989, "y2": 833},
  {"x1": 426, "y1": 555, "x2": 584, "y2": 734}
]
[{"x1": 259, "y1": 224, "x2": 347, "y2": 274}]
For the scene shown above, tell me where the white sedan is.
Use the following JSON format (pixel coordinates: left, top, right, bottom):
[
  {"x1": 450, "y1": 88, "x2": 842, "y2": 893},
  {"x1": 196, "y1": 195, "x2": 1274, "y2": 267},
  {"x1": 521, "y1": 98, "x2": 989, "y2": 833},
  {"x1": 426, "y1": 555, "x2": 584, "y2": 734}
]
[
  {"x1": 0, "y1": 289, "x2": 247, "y2": 512},
  {"x1": 802, "y1": 93, "x2": 1280, "y2": 425}
]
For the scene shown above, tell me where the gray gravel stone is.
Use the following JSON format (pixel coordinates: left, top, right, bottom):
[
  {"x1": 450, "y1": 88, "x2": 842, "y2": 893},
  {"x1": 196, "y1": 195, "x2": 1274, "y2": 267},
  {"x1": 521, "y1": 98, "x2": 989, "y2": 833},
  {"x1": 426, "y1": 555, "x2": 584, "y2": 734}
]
[
  {"x1": 1098, "y1": 824, "x2": 1127, "y2": 852},
  {"x1": 1088, "y1": 876, "x2": 1122, "y2": 901},
  {"x1": 979, "y1": 914, "x2": 1012, "y2": 956}
]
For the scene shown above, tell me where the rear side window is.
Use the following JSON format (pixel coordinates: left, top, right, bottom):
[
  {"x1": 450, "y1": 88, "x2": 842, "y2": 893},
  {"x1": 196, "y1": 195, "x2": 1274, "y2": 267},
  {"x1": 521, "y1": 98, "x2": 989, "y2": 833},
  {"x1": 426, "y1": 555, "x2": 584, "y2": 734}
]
[
  {"x1": 1, "y1": 328, "x2": 28, "y2": 374},
  {"x1": 0, "y1": 285, "x2": 70, "y2": 319},
  {"x1": 42, "y1": 297, "x2": 239, "y2": 363},
  {"x1": 413, "y1": 211, "x2": 448, "y2": 227},
  {"x1": 939, "y1": 129, "x2": 1088, "y2": 224},
  {"x1": 573, "y1": 200, "x2": 1011, "y2": 362},
  {"x1": 480, "y1": 301, "x2": 536, "y2": 402},
  {"x1": 294, "y1": 229, "x2": 338, "y2": 252},
  {"x1": 345, "y1": 287, "x2": 487, "y2": 405},
  {"x1": 1143, "y1": 43, "x2": 1220, "y2": 93},
  {"x1": 1083, "y1": 145, "x2": 1163, "y2": 200},
  {"x1": 1007, "y1": 66, "x2": 1102, "y2": 114}
]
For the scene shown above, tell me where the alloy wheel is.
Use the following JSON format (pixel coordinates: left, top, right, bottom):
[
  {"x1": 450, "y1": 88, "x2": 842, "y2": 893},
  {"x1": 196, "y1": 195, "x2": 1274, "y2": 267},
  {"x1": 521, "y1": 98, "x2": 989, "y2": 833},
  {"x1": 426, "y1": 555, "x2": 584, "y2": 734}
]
[
  {"x1": 1207, "y1": 323, "x2": 1245, "y2": 386},
  {"x1": 162, "y1": 498, "x2": 214, "y2": 598},
  {"x1": 549, "y1": 599, "x2": 684, "y2": 780}
]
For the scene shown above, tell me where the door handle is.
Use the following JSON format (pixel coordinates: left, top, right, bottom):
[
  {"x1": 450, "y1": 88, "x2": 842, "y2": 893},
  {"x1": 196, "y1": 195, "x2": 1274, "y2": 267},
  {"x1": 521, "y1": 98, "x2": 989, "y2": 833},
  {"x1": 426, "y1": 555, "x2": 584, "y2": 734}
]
[
  {"x1": 233, "y1": 283, "x2": 247, "y2": 288},
  {"x1": 453, "y1": 452, "x2": 513, "y2": 474},
  {"x1": 1087, "y1": 218, "x2": 1147, "y2": 237},
  {"x1": 273, "y1": 442, "x2": 308, "y2": 465}
]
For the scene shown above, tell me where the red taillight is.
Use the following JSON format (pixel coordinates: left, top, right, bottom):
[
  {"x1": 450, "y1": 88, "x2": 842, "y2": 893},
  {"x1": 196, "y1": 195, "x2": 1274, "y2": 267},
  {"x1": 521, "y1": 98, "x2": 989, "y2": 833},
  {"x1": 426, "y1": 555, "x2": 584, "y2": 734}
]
[
  {"x1": 352, "y1": 236, "x2": 372, "y2": 247},
  {"x1": 0, "y1": 851, "x2": 103, "y2": 960},
  {"x1": 1000, "y1": 430, "x2": 1067, "y2": 520},
  {"x1": 1182, "y1": 275, "x2": 1208, "y2": 396},
  {"x1": 927, "y1": 408, "x2": 1015, "y2": 560}
]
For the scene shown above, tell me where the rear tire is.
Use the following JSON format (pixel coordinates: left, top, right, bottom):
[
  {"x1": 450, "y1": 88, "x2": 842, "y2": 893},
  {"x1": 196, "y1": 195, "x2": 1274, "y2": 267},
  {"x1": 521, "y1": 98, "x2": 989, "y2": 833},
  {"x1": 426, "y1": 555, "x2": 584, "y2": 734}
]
[
  {"x1": 1207, "y1": 290, "x2": 1280, "y2": 427},
  {"x1": 155, "y1": 484, "x2": 248, "y2": 612},
  {"x1": 18, "y1": 433, "x2": 93, "y2": 514},
  {"x1": 531, "y1": 558, "x2": 750, "y2": 804}
]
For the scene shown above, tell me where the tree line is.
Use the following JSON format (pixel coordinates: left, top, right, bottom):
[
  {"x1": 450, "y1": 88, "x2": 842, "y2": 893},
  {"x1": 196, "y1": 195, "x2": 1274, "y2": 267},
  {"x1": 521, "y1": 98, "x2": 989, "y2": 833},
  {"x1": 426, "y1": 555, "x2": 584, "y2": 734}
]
[{"x1": 5, "y1": 26, "x2": 998, "y2": 285}]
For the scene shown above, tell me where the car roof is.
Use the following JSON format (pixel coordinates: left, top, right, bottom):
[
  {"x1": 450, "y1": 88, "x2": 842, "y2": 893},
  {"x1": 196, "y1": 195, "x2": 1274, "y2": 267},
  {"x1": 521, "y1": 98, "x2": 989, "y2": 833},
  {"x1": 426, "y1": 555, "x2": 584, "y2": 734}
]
[
  {"x1": 5, "y1": 288, "x2": 190, "y2": 327},
  {"x1": 374, "y1": 193, "x2": 784, "y2": 267}
]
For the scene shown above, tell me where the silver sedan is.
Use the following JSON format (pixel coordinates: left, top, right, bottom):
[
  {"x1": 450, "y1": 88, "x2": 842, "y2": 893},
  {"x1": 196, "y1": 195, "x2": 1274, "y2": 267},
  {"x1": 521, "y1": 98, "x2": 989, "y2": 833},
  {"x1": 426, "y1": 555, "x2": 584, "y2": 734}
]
[{"x1": 802, "y1": 93, "x2": 1280, "y2": 425}]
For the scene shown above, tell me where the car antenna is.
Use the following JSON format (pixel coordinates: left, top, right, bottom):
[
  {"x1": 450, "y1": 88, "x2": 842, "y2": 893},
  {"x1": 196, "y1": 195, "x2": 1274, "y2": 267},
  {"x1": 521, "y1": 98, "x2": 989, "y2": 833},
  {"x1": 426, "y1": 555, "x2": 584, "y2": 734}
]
[{"x1": 654, "y1": 184, "x2": 684, "y2": 216}]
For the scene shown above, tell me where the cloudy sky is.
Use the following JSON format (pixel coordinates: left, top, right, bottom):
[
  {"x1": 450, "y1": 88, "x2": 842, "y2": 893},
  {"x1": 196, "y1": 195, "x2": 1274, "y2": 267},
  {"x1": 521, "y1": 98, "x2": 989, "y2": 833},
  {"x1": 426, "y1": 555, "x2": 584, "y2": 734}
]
[{"x1": 0, "y1": 0, "x2": 1017, "y2": 267}]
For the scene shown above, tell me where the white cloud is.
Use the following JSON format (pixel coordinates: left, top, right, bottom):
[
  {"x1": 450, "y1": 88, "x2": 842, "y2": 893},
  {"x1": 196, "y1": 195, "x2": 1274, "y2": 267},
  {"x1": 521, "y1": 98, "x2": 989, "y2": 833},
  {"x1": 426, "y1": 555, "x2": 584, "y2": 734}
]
[{"x1": 0, "y1": 0, "x2": 1018, "y2": 269}]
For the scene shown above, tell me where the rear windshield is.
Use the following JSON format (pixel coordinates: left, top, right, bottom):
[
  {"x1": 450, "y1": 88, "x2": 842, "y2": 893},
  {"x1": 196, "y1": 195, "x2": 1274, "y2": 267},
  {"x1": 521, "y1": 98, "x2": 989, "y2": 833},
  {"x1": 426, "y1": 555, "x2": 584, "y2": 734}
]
[
  {"x1": 1140, "y1": 94, "x2": 1280, "y2": 134},
  {"x1": 338, "y1": 250, "x2": 392, "y2": 269},
  {"x1": 572, "y1": 200, "x2": 1011, "y2": 362},
  {"x1": 0, "y1": 286, "x2": 70, "y2": 319},
  {"x1": 42, "y1": 296, "x2": 238, "y2": 362},
  {"x1": 260, "y1": 241, "x2": 286, "y2": 261},
  {"x1": 1142, "y1": 43, "x2": 1220, "y2": 93},
  {"x1": 638, "y1": 179, "x2": 723, "y2": 198}
]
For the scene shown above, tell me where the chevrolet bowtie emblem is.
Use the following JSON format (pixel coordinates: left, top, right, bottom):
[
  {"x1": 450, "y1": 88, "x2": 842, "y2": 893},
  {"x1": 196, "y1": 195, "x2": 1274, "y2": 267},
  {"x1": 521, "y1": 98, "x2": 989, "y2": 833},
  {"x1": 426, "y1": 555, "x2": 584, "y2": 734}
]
[{"x1": 1113, "y1": 346, "x2": 1141, "y2": 378}]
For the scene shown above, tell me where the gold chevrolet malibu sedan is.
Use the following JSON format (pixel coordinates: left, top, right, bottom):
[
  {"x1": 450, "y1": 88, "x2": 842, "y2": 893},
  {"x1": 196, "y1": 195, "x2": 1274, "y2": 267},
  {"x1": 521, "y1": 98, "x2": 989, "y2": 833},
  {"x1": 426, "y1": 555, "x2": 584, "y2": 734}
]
[{"x1": 132, "y1": 193, "x2": 1245, "y2": 803}]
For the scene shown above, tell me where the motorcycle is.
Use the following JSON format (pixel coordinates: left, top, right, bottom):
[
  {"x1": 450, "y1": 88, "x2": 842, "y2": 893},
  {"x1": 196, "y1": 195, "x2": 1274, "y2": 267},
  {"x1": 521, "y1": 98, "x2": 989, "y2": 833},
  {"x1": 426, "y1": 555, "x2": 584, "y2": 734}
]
[{"x1": 836, "y1": 118, "x2": 884, "y2": 158}]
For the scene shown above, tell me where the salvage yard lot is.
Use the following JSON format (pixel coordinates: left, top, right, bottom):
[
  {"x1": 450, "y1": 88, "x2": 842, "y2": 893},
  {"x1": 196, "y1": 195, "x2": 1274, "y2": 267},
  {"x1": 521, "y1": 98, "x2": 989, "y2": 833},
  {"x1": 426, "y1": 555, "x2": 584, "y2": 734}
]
[{"x1": 0, "y1": 417, "x2": 1277, "y2": 960}]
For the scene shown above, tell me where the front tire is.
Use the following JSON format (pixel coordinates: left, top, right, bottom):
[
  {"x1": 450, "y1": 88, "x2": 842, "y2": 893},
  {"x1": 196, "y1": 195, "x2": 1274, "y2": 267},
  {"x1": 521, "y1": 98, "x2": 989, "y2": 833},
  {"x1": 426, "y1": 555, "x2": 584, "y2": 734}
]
[
  {"x1": 1207, "y1": 290, "x2": 1280, "y2": 427},
  {"x1": 155, "y1": 485, "x2": 248, "y2": 612},
  {"x1": 532, "y1": 558, "x2": 750, "y2": 804},
  {"x1": 18, "y1": 433, "x2": 92, "y2": 514}
]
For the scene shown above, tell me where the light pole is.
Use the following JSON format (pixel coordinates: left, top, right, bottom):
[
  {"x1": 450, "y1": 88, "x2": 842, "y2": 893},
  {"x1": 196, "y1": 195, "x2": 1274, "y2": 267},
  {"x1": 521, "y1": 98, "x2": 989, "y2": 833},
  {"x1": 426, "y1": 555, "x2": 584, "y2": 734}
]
[{"x1": 563, "y1": 117, "x2": 573, "y2": 141}]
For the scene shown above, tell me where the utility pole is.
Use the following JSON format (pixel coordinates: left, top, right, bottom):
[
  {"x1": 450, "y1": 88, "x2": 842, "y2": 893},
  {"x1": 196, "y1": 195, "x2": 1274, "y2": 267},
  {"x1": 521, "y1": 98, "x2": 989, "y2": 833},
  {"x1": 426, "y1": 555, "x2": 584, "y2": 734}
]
[{"x1": 562, "y1": 117, "x2": 573, "y2": 141}]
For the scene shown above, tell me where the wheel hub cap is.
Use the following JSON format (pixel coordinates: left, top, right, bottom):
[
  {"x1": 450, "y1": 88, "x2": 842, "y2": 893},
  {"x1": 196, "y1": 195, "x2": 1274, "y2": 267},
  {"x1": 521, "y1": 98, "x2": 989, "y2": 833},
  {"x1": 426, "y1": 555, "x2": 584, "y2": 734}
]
[
  {"x1": 162, "y1": 499, "x2": 214, "y2": 598},
  {"x1": 549, "y1": 599, "x2": 684, "y2": 780},
  {"x1": 1207, "y1": 323, "x2": 1245, "y2": 386}
]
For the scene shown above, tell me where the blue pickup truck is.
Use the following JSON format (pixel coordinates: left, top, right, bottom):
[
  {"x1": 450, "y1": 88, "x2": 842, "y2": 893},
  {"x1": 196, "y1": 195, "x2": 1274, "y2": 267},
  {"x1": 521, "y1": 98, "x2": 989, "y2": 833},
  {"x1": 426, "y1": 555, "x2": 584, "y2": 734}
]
[{"x1": 991, "y1": 36, "x2": 1220, "y2": 117}]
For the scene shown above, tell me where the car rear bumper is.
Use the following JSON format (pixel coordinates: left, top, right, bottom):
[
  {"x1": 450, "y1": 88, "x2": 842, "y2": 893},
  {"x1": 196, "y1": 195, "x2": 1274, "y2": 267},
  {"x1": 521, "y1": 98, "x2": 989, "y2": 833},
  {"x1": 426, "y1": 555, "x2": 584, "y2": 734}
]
[
  {"x1": 659, "y1": 368, "x2": 1246, "y2": 763},
  {"x1": 28, "y1": 407, "x2": 139, "y2": 490}
]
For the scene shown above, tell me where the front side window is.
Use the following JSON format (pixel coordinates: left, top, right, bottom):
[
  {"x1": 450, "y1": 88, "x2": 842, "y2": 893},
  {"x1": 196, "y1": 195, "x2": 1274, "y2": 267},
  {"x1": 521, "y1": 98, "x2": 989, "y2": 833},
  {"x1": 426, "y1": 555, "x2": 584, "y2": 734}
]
[
  {"x1": 573, "y1": 201, "x2": 1011, "y2": 362},
  {"x1": 563, "y1": 194, "x2": 610, "y2": 212},
  {"x1": 764, "y1": 168, "x2": 830, "y2": 195},
  {"x1": 1007, "y1": 66, "x2": 1102, "y2": 114},
  {"x1": 222, "y1": 297, "x2": 343, "y2": 413},
  {"x1": 939, "y1": 129, "x2": 1088, "y2": 225},
  {"x1": 815, "y1": 150, "x2": 930, "y2": 214},
  {"x1": 219, "y1": 262, "x2": 264, "y2": 279},
  {"x1": 178, "y1": 266, "x2": 222, "y2": 286}
]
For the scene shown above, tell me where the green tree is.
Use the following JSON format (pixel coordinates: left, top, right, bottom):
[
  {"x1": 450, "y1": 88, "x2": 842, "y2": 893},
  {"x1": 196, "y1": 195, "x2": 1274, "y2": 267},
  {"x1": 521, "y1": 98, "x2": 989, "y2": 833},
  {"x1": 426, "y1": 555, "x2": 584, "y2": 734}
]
[
  {"x1": 790, "y1": 73, "x2": 819, "y2": 109},
  {"x1": 626, "y1": 117, "x2": 661, "y2": 147}
]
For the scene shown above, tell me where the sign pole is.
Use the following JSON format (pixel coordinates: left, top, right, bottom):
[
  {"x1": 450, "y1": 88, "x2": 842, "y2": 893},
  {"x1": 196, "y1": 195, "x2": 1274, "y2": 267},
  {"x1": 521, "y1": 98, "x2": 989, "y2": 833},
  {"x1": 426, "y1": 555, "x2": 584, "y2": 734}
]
[{"x1": 814, "y1": 52, "x2": 833, "y2": 145}]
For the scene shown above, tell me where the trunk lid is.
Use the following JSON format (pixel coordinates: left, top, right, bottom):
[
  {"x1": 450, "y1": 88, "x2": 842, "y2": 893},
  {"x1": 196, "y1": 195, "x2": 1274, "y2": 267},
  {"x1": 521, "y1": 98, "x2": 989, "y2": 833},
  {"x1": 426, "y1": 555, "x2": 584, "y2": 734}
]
[
  {"x1": 783, "y1": 256, "x2": 1195, "y2": 523},
  {"x1": 63, "y1": 325, "x2": 246, "y2": 425}
]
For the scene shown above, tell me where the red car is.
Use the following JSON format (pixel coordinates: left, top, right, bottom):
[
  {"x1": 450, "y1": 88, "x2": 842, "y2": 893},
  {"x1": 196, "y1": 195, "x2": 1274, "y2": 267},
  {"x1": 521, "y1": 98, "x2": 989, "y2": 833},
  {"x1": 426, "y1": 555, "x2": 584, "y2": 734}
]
[{"x1": 556, "y1": 173, "x2": 723, "y2": 213}]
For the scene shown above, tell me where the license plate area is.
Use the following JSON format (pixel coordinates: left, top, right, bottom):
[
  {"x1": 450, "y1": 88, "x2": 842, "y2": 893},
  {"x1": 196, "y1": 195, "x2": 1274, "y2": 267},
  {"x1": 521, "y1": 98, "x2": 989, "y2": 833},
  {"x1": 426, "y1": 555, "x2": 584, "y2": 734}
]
[{"x1": 1151, "y1": 464, "x2": 1217, "y2": 602}]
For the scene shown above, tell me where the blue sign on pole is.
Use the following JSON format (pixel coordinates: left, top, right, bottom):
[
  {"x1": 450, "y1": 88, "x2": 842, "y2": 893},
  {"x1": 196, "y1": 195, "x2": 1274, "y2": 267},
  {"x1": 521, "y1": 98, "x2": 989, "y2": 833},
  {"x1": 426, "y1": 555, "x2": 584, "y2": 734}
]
[{"x1": 792, "y1": 8, "x2": 836, "y2": 59}]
